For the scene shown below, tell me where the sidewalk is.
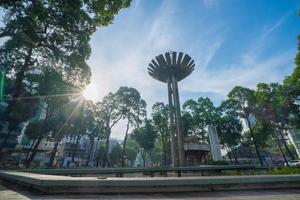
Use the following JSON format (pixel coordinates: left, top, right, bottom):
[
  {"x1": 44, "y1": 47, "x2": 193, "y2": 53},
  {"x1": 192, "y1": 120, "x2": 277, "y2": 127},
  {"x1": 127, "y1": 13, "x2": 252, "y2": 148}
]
[{"x1": 0, "y1": 181, "x2": 29, "y2": 200}]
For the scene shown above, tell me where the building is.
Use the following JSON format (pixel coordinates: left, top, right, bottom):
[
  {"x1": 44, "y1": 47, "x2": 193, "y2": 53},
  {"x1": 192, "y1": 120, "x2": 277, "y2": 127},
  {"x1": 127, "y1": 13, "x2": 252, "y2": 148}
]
[
  {"x1": 288, "y1": 129, "x2": 300, "y2": 158},
  {"x1": 0, "y1": 102, "x2": 20, "y2": 154},
  {"x1": 57, "y1": 135, "x2": 90, "y2": 167},
  {"x1": 0, "y1": 100, "x2": 47, "y2": 158},
  {"x1": 56, "y1": 136, "x2": 121, "y2": 168},
  {"x1": 184, "y1": 141, "x2": 210, "y2": 165}
]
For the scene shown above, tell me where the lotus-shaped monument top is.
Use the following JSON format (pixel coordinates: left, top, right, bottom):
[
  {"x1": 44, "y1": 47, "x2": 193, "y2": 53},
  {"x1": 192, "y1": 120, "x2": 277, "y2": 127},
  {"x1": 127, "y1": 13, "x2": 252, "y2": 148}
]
[{"x1": 148, "y1": 51, "x2": 195, "y2": 83}]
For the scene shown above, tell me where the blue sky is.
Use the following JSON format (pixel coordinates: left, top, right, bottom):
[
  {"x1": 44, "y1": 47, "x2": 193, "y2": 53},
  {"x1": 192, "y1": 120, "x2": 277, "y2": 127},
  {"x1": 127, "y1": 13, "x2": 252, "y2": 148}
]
[
  {"x1": 85, "y1": 0, "x2": 300, "y2": 138},
  {"x1": 1, "y1": 1, "x2": 299, "y2": 139}
]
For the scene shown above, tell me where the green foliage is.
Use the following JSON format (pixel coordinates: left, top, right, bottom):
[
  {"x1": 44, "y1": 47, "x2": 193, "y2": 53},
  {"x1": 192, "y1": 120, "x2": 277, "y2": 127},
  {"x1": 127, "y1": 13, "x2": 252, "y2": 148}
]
[
  {"x1": 125, "y1": 148, "x2": 138, "y2": 164},
  {"x1": 116, "y1": 86, "x2": 146, "y2": 125},
  {"x1": 182, "y1": 97, "x2": 218, "y2": 142},
  {"x1": 125, "y1": 136, "x2": 140, "y2": 151},
  {"x1": 115, "y1": 86, "x2": 146, "y2": 166},
  {"x1": 0, "y1": 0, "x2": 131, "y2": 87},
  {"x1": 95, "y1": 92, "x2": 121, "y2": 139},
  {"x1": 217, "y1": 115, "x2": 242, "y2": 148},
  {"x1": 97, "y1": 144, "x2": 106, "y2": 162},
  {"x1": 35, "y1": 70, "x2": 79, "y2": 140},
  {"x1": 217, "y1": 99, "x2": 243, "y2": 148},
  {"x1": 132, "y1": 120, "x2": 157, "y2": 152},
  {"x1": 110, "y1": 143, "x2": 122, "y2": 167},
  {"x1": 283, "y1": 32, "x2": 300, "y2": 128},
  {"x1": 248, "y1": 122, "x2": 273, "y2": 148},
  {"x1": 25, "y1": 120, "x2": 44, "y2": 140},
  {"x1": 267, "y1": 167, "x2": 300, "y2": 175},
  {"x1": 7, "y1": 97, "x2": 39, "y2": 131},
  {"x1": 0, "y1": 0, "x2": 132, "y2": 147},
  {"x1": 152, "y1": 103, "x2": 169, "y2": 137},
  {"x1": 227, "y1": 86, "x2": 257, "y2": 118},
  {"x1": 152, "y1": 102, "x2": 170, "y2": 165}
]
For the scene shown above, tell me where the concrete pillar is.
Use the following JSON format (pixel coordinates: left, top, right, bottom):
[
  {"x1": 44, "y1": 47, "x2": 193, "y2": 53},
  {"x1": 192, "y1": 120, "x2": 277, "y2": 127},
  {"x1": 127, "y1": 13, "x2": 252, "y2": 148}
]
[
  {"x1": 207, "y1": 125, "x2": 222, "y2": 161},
  {"x1": 171, "y1": 75, "x2": 185, "y2": 166},
  {"x1": 167, "y1": 78, "x2": 178, "y2": 166}
]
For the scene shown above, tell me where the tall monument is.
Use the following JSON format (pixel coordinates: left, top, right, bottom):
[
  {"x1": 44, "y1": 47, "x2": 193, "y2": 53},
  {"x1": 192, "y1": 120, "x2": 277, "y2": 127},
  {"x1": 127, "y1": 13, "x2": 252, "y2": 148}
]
[
  {"x1": 207, "y1": 125, "x2": 222, "y2": 161},
  {"x1": 148, "y1": 51, "x2": 195, "y2": 166}
]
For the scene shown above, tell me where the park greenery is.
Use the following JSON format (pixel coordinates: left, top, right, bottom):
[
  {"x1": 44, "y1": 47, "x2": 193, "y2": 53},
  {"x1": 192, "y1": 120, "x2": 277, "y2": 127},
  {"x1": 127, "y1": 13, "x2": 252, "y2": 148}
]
[{"x1": 0, "y1": 2, "x2": 299, "y2": 168}]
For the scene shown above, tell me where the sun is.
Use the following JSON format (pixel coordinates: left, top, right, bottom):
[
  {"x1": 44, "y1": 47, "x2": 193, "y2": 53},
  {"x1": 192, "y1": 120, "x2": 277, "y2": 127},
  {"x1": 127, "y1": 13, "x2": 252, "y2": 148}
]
[{"x1": 82, "y1": 83, "x2": 99, "y2": 102}]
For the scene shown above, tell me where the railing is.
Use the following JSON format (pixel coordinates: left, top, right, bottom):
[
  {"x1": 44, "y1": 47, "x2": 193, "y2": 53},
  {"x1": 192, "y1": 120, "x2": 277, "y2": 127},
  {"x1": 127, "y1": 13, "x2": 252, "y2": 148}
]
[{"x1": 20, "y1": 165, "x2": 268, "y2": 177}]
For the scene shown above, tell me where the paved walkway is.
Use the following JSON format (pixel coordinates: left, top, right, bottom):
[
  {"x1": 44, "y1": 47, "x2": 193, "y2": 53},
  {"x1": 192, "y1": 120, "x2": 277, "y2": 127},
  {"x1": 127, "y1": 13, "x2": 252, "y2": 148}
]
[
  {"x1": 1, "y1": 181, "x2": 300, "y2": 200},
  {"x1": 0, "y1": 181, "x2": 30, "y2": 200},
  {"x1": 30, "y1": 190, "x2": 300, "y2": 200}
]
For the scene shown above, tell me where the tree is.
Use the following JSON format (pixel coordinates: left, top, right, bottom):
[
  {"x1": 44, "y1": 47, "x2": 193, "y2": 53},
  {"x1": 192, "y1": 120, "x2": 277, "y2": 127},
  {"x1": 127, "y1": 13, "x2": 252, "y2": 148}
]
[
  {"x1": 95, "y1": 92, "x2": 122, "y2": 167},
  {"x1": 125, "y1": 147, "x2": 138, "y2": 167},
  {"x1": 47, "y1": 112, "x2": 71, "y2": 167},
  {"x1": 228, "y1": 86, "x2": 264, "y2": 165},
  {"x1": 115, "y1": 87, "x2": 146, "y2": 167},
  {"x1": 96, "y1": 144, "x2": 106, "y2": 167},
  {"x1": 217, "y1": 99, "x2": 243, "y2": 164},
  {"x1": 255, "y1": 83, "x2": 296, "y2": 161},
  {"x1": 122, "y1": 135, "x2": 139, "y2": 167},
  {"x1": 182, "y1": 97, "x2": 218, "y2": 143},
  {"x1": 283, "y1": 18, "x2": 300, "y2": 128},
  {"x1": 152, "y1": 102, "x2": 170, "y2": 166},
  {"x1": 0, "y1": 0, "x2": 131, "y2": 137},
  {"x1": 23, "y1": 120, "x2": 43, "y2": 163},
  {"x1": 25, "y1": 70, "x2": 76, "y2": 167},
  {"x1": 84, "y1": 101, "x2": 106, "y2": 167},
  {"x1": 0, "y1": 73, "x2": 39, "y2": 155},
  {"x1": 110, "y1": 143, "x2": 122, "y2": 167},
  {"x1": 0, "y1": 96, "x2": 38, "y2": 155},
  {"x1": 132, "y1": 120, "x2": 156, "y2": 167}
]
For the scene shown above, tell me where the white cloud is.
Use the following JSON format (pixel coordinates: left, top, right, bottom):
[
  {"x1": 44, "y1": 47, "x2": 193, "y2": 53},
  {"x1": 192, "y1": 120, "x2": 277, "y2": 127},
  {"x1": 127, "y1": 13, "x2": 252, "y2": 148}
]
[
  {"x1": 86, "y1": 0, "x2": 294, "y2": 139},
  {"x1": 201, "y1": 0, "x2": 218, "y2": 8},
  {"x1": 262, "y1": 11, "x2": 291, "y2": 39},
  {"x1": 183, "y1": 50, "x2": 294, "y2": 97}
]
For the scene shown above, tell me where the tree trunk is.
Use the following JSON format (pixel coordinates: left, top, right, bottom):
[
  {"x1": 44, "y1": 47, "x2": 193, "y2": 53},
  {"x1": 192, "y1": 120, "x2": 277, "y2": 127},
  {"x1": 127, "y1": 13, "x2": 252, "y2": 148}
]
[
  {"x1": 71, "y1": 105, "x2": 85, "y2": 165},
  {"x1": 121, "y1": 121, "x2": 130, "y2": 167},
  {"x1": 25, "y1": 95, "x2": 52, "y2": 168},
  {"x1": 0, "y1": 48, "x2": 33, "y2": 155},
  {"x1": 85, "y1": 137, "x2": 94, "y2": 167},
  {"x1": 276, "y1": 135, "x2": 289, "y2": 166},
  {"x1": 24, "y1": 139, "x2": 36, "y2": 164},
  {"x1": 0, "y1": 130, "x2": 11, "y2": 154},
  {"x1": 96, "y1": 159, "x2": 99, "y2": 167},
  {"x1": 228, "y1": 148, "x2": 233, "y2": 164},
  {"x1": 102, "y1": 134, "x2": 111, "y2": 167},
  {"x1": 161, "y1": 138, "x2": 167, "y2": 166},
  {"x1": 246, "y1": 118, "x2": 264, "y2": 166},
  {"x1": 160, "y1": 128, "x2": 168, "y2": 166},
  {"x1": 266, "y1": 148, "x2": 274, "y2": 165},
  {"x1": 71, "y1": 135, "x2": 80, "y2": 163},
  {"x1": 2, "y1": 48, "x2": 33, "y2": 123},
  {"x1": 233, "y1": 148, "x2": 239, "y2": 164},
  {"x1": 141, "y1": 151, "x2": 146, "y2": 167},
  {"x1": 25, "y1": 134, "x2": 43, "y2": 168},
  {"x1": 48, "y1": 140, "x2": 59, "y2": 167},
  {"x1": 95, "y1": 138, "x2": 100, "y2": 167},
  {"x1": 279, "y1": 129, "x2": 295, "y2": 160}
]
